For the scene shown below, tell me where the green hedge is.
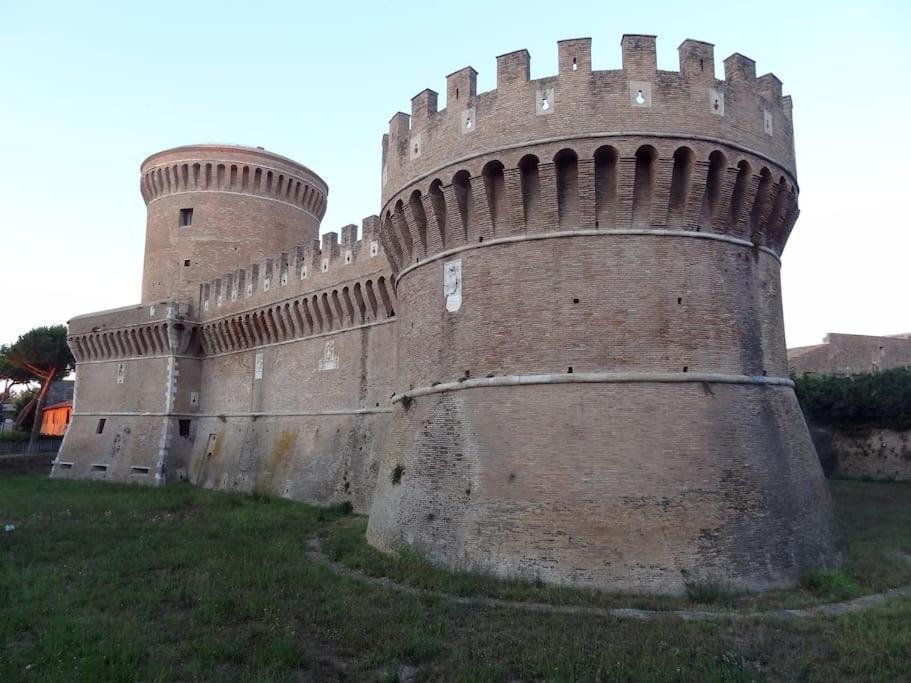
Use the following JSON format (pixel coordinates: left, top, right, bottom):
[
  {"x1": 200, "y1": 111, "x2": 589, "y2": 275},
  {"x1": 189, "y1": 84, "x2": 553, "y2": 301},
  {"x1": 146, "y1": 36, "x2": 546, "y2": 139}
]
[
  {"x1": 0, "y1": 430, "x2": 31, "y2": 443},
  {"x1": 794, "y1": 367, "x2": 911, "y2": 431}
]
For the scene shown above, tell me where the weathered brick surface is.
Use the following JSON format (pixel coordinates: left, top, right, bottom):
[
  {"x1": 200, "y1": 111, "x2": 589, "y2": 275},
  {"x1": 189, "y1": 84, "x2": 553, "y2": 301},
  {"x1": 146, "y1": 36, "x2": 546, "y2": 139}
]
[
  {"x1": 789, "y1": 333, "x2": 911, "y2": 376},
  {"x1": 392, "y1": 237, "x2": 787, "y2": 388},
  {"x1": 811, "y1": 425, "x2": 911, "y2": 482},
  {"x1": 368, "y1": 383, "x2": 838, "y2": 594}
]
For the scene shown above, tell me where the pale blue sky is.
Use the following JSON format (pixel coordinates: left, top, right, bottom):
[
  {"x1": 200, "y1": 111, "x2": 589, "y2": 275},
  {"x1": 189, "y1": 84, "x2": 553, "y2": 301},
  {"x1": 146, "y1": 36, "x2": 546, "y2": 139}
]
[{"x1": 1, "y1": 0, "x2": 908, "y2": 347}]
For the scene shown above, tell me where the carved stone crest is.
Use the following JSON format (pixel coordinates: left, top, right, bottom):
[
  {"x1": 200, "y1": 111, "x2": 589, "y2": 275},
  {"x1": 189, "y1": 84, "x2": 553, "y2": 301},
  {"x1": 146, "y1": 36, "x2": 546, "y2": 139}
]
[
  {"x1": 319, "y1": 340, "x2": 339, "y2": 371},
  {"x1": 444, "y1": 259, "x2": 462, "y2": 312}
]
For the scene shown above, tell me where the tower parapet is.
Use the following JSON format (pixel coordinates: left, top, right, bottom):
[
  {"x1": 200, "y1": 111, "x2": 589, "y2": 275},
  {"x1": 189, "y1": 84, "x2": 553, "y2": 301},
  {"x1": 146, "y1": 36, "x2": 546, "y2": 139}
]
[
  {"x1": 367, "y1": 36, "x2": 838, "y2": 595},
  {"x1": 377, "y1": 36, "x2": 798, "y2": 274},
  {"x1": 383, "y1": 36, "x2": 794, "y2": 201}
]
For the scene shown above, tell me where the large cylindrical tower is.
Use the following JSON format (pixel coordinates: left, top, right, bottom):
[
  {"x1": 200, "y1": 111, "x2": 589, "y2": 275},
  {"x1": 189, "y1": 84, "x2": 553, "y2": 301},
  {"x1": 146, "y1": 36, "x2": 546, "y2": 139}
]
[
  {"x1": 367, "y1": 36, "x2": 840, "y2": 594},
  {"x1": 139, "y1": 144, "x2": 328, "y2": 304}
]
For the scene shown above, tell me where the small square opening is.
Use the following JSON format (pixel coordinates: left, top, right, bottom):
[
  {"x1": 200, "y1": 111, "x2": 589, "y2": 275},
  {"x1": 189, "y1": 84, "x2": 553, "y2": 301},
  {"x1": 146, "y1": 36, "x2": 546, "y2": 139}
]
[
  {"x1": 96, "y1": 418, "x2": 106, "y2": 434},
  {"x1": 179, "y1": 208, "x2": 193, "y2": 227},
  {"x1": 183, "y1": 259, "x2": 191, "y2": 267},
  {"x1": 178, "y1": 419, "x2": 191, "y2": 438}
]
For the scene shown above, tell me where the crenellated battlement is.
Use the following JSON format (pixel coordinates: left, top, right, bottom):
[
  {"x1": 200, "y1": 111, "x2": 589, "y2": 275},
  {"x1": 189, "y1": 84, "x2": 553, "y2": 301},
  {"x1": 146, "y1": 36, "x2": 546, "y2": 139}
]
[
  {"x1": 382, "y1": 36, "x2": 795, "y2": 209},
  {"x1": 196, "y1": 216, "x2": 391, "y2": 319},
  {"x1": 67, "y1": 302, "x2": 201, "y2": 363},
  {"x1": 141, "y1": 144, "x2": 328, "y2": 220}
]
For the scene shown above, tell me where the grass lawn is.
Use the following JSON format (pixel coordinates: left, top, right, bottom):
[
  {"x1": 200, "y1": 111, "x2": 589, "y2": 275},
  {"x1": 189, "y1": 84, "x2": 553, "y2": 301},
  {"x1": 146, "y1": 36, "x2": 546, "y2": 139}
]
[{"x1": 1, "y1": 475, "x2": 910, "y2": 681}]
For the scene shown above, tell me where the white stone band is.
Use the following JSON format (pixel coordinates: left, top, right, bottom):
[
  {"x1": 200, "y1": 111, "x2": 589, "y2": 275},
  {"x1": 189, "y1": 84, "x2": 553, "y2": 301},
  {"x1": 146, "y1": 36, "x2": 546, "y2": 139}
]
[
  {"x1": 393, "y1": 371, "x2": 794, "y2": 403},
  {"x1": 72, "y1": 407, "x2": 392, "y2": 418}
]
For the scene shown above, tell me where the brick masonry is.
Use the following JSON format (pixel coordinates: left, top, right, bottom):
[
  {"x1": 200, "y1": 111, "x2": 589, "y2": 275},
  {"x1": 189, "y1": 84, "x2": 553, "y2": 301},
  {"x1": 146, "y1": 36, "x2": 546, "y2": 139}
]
[
  {"x1": 789, "y1": 333, "x2": 911, "y2": 376},
  {"x1": 810, "y1": 425, "x2": 911, "y2": 482},
  {"x1": 55, "y1": 35, "x2": 839, "y2": 594}
]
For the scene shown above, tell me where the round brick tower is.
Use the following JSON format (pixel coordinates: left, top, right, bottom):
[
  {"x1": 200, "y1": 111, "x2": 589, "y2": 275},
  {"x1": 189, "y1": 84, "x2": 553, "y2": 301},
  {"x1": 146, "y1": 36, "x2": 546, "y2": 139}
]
[
  {"x1": 366, "y1": 36, "x2": 840, "y2": 594},
  {"x1": 139, "y1": 144, "x2": 328, "y2": 304}
]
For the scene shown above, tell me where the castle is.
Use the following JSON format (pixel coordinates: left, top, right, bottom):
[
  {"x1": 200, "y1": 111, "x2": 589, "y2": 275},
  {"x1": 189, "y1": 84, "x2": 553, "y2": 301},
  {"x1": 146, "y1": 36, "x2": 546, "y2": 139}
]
[{"x1": 55, "y1": 35, "x2": 840, "y2": 595}]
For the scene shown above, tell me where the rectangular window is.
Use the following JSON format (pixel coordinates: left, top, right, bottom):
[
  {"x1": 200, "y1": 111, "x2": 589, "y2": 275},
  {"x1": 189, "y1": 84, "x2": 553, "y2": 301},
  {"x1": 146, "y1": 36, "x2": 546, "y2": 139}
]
[
  {"x1": 178, "y1": 419, "x2": 191, "y2": 438},
  {"x1": 179, "y1": 208, "x2": 193, "y2": 227},
  {"x1": 96, "y1": 418, "x2": 106, "y2": 434},
  {"x1": 183, "y1": 259, "x2": 191, "y2": 267}
]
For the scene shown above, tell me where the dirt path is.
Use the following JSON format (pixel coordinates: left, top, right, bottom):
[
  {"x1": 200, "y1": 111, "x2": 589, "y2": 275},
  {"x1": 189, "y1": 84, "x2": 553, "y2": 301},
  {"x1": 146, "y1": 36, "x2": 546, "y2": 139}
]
[{"x1": 306, "y1": 539, "x2": 911, "y2": 621}]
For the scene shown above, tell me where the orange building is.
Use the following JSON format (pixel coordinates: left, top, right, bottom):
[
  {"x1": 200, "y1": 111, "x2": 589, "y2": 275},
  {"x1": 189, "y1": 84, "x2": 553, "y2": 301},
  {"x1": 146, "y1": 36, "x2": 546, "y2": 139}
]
[{"x1": 41, "y1": 401, "x2": 72, "y2": 437}]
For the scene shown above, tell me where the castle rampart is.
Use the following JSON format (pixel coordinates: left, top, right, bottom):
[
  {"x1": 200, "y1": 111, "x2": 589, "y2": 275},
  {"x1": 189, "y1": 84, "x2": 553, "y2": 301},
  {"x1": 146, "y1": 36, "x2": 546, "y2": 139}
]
[
  {"x1": 56, "y1": 302, "x2": 202, "y2": 484},
  {"x1": 57, "y1": 214, "x2": 398, "y2": 510},
  {"x1": 55, "y1": 34, "x2": 838, "y2": 595}
]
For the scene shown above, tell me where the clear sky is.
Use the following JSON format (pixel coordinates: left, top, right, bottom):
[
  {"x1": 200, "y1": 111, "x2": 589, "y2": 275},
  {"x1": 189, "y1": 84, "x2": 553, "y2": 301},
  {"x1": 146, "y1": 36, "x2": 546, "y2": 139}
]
[{"x1": 1, "y1": 0, "x2": 908, "y2": 348}]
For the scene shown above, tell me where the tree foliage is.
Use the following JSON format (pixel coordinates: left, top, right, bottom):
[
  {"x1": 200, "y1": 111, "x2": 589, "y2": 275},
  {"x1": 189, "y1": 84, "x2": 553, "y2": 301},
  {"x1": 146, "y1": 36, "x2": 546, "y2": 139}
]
[
  {"x1": 5, "y1": 325, "x2": 74, "y2": 445},
  {"x1": 6, "y1": 326, "x2": 73, "y2": 382},
  {"x1": 0, "y1": 344, "x2": 34, "y2": 405},
  {"x1": 794, "y1": 367, "x2": 911, "y2": 431}
]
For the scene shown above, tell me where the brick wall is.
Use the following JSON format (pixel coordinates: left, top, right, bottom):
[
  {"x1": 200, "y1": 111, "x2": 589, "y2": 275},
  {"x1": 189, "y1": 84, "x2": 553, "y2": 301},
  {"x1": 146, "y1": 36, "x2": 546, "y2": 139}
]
[{"x1": 789, "y1": 333, "x2": 911, "y2": 375}]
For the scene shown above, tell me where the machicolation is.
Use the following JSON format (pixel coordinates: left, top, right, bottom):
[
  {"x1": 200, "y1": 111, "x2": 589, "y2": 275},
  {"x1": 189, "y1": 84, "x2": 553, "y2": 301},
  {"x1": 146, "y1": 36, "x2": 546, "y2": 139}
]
[{"x1": 56, "y1": 35, "x2": 839, "y2": 596}]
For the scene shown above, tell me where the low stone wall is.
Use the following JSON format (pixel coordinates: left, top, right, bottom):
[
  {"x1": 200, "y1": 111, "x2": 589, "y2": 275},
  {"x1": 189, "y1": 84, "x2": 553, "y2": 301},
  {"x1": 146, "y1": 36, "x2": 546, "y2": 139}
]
[
  {"x1": 810, "y1": 425, "x2": 911, "y2": 482},
  {"x1": 0, "y1": 439, "x2": 61, "y2": 457},
  {"x1": 0, "y1": 453, "x2": 55, "y2": 474}
]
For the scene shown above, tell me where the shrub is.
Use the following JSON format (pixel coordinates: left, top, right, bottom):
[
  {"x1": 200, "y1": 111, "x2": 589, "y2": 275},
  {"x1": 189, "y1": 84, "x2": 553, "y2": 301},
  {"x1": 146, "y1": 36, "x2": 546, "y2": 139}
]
[
  {"x1": 0, "y1": 430, "x2": 30, "y2": 443},
  {"x1": 800, "y1": 569, "x2": 859, "y2": 599},
  {"x1": 794, "y1": 367, "x2": 911, "y2": 431},
  {"x1": 683, "y1": 578, "x2": 738, "y2": 606}
]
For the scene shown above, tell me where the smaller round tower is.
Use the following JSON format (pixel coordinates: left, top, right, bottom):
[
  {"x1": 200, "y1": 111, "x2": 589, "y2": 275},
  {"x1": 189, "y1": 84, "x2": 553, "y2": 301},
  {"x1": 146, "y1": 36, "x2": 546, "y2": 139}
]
[{"x1": 139, "y1": 144, "x2": 328, "y2": 304}]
